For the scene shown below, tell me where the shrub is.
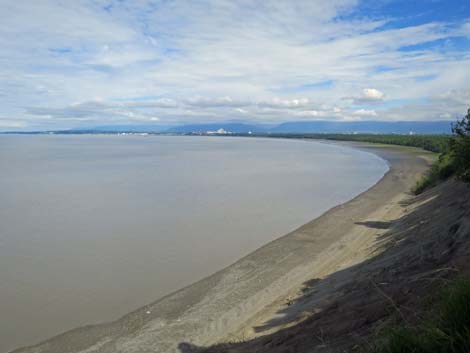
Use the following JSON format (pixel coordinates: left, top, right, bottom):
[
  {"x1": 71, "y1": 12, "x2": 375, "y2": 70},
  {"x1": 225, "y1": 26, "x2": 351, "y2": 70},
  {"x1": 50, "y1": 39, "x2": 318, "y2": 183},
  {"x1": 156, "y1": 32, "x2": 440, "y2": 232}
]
[
  {"x1": 450, "y1": 109, "x2": 470, "y2": 182},
  {"x1": 414, "y1": 153, "x2": 458, "y2": 194},
  {"x1": 414, "y1": 108, "x2": 470, "y2": 194}
]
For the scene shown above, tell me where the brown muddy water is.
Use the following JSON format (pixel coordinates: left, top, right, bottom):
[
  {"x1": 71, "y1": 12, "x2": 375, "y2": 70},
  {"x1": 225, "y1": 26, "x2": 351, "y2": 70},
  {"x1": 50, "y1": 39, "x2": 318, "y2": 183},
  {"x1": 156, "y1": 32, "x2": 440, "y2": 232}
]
[{"x1": 0, "y1": 135, "x2": 388, "y2": 352}]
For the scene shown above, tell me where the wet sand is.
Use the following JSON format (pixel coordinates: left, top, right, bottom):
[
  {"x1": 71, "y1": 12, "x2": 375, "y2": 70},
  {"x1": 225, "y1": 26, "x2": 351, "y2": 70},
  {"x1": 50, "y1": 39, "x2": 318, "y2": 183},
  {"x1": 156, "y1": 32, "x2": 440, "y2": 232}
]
[{"x1": 10, "y1": 142, "x2": 434, "y2": 353}]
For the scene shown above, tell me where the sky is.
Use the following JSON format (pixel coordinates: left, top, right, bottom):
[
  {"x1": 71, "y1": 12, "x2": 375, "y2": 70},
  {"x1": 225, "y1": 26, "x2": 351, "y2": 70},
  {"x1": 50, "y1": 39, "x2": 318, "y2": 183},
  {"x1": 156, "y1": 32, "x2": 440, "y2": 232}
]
[{"x1": 0, "y1": 0, "x2": 469, "y2": 130}]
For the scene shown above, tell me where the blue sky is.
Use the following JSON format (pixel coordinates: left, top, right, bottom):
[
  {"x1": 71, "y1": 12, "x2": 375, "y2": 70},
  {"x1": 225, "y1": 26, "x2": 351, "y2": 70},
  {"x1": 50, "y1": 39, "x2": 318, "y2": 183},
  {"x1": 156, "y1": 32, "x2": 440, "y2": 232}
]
[{"x1": 0, "y1": 0, "x2": 469, "y2": 130}]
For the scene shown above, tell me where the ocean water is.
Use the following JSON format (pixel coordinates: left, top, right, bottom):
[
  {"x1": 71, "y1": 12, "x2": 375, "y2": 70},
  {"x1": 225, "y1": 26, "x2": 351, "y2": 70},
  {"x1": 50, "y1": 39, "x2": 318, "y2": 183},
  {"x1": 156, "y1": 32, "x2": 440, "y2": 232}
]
[{"x1": 0, "y1": 135, "x2": 388, "y2": 352}]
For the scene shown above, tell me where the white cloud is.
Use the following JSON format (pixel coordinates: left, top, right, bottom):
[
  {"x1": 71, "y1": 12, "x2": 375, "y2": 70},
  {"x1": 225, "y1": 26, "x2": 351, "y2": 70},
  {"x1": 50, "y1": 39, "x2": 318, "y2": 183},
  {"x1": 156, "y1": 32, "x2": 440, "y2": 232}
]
[
  {"x1": 362, "y1": 89, "x2": 385, "y2": 101},
  {"x1": 435, "y1": 89, "x2": 470, "y2": 106},
  {"x1": 341, "y1": 115, "x2": 362, "y2": 122},
  {"x1": 235, "y1": 108, "x2": 248, "y2": 114},
  {"x1": 348, "y1": 89, "x2": 385, "y2": 104},
  {"x1": 258, "y1": 98, "x2": 310, "y2": 108},
  {"x1": 184, "y1": 96, "x2": 247, "y2": 108},
  {"x1": 0, "y1": 1, "x2": 469, "y2": 129},
  {"x1": 26, "y1": 100, "x2": 163, "y2": 122},
  {"x1": 127, "y1": 98, "x2": 178, "y2": 108},
  {"x1": 0, "y1": 119, "x2": 27, "y2": 128},
  {"x1": 353, "y1": 109, "x2": 378, "y2": 117},
  {"x1": 293, "y1": 110, "x2": 322, "y2": 117}
]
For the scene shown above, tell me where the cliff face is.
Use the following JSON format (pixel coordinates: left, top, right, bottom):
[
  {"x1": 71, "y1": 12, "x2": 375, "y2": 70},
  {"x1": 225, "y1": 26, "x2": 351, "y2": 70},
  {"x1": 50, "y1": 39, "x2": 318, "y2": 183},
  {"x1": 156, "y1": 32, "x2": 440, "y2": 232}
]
[{"x1": 198, "y1": 179, "x2": 470, "y2": 353}]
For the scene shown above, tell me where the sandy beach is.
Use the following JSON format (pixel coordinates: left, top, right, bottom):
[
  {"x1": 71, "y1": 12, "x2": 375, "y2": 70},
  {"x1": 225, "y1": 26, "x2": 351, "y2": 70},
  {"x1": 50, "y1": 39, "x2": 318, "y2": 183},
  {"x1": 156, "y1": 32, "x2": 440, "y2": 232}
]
[{"x1": 10, "y1": 142, "x2": 434, "y2": 353}]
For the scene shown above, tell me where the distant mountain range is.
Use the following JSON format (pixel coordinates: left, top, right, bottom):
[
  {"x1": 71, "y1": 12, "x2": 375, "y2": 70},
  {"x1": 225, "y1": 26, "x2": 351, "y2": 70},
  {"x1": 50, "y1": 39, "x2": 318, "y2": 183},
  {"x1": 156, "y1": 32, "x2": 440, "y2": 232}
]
[
  {"x1": 166, "y1": 123, "x2": 271, "y2": 133},
  {"x1": 269, "y1": 120, "x2": 453, "y2": 134},
  {"x1": 166, "y1": 120, "x2": 453, "y2": 134},
  {"x1": 2, "y1": 120, "x2": 453, "y2": 135}
]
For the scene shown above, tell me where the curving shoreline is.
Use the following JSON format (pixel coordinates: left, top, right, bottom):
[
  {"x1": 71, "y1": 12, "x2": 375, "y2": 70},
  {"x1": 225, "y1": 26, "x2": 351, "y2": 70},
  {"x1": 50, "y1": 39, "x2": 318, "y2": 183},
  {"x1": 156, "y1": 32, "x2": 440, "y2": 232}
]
[{"x1": 11, "y1": 142, "x2": 434, "y2": 353}]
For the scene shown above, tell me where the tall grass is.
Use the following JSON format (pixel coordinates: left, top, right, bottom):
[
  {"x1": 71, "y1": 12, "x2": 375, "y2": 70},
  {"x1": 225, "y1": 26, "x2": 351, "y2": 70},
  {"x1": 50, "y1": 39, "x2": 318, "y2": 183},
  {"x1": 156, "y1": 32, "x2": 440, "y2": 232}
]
[{"x1": 372, "y1": 279, "x2": 470, "y2": 353}]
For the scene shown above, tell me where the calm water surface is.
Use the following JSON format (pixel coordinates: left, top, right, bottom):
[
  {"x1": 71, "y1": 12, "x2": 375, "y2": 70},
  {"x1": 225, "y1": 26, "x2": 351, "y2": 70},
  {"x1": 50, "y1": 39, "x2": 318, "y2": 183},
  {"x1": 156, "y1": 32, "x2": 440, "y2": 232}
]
[{"x1": 0, "y1": 135, "x2": 388, "y2": 352}]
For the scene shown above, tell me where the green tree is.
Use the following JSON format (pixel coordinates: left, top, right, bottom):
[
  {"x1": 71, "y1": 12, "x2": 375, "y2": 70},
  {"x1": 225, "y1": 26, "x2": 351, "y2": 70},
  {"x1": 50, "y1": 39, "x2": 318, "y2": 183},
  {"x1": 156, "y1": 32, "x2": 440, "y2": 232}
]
[{"x1": 450, "y1": 108, "x2": 470, "y2": 181}]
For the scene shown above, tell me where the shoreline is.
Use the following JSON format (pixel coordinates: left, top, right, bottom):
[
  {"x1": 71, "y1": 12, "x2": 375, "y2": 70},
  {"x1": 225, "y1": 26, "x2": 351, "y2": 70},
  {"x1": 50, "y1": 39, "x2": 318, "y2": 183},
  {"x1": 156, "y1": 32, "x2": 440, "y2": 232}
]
[{"x1": 11, "y1": 142, "x2": 434, "y2": 353}]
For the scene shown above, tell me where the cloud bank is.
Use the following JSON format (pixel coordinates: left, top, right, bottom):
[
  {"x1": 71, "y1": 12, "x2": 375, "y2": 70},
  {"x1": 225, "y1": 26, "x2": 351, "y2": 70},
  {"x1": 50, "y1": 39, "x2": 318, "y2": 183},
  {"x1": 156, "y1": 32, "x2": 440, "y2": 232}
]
[{"x1": 0, "y1": 0, "x2": 469, "y2": 129}]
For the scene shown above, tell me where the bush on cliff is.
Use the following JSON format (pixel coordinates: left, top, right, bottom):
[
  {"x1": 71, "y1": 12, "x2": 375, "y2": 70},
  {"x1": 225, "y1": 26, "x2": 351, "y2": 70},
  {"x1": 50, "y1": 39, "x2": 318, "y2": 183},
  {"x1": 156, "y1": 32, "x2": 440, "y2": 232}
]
[
  {"x1": 450, "y1": 108, "x2": 470, "y2": 182},
  {"x1": 414, "y1": 108, "x2": 470, "y2": 194}
]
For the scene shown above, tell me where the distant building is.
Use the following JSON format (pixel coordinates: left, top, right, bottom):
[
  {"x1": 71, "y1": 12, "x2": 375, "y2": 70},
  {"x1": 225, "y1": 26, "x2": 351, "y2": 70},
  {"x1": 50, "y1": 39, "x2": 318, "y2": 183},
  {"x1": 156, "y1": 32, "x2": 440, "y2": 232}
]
[{"x1": 206, "y1": 128, "x2": 231, "y2": 135}]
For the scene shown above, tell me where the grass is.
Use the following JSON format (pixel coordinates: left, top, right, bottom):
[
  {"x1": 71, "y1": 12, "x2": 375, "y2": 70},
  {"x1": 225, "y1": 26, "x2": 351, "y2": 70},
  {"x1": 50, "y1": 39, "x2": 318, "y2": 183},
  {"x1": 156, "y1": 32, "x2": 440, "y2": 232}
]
[
  {"x1": 372, "y1": 279, "x2": 470, "y2": 353},
  {"x1": 413, "y1": 153, "x2": 457, "y2": 194}
]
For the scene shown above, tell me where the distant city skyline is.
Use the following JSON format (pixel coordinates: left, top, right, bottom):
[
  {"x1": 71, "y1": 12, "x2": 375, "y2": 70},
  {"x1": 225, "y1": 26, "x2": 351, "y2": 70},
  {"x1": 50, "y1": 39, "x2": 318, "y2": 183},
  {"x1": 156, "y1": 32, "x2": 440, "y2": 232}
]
[{"x1": 0, "y1": 0, "x2": 469, "y2": 130}]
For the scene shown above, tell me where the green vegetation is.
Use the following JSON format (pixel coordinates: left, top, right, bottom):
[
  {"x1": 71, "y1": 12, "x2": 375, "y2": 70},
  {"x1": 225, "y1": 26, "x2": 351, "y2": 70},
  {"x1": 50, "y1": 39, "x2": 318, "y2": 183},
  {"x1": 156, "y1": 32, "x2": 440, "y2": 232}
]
[
  {"x1": 265, "y1": 133, "x2": 451, "y2": 154},
  {"x1": 413, "y1": 153, "x2": 457, "y2": 194},
  {"x1": 372, "y1": 279, "x2": 470, "y2": 353},
  {"x1": 414, "y1": 109, "x2": 470, "y2": 193},
  {"x1": 450, "y1": 109, "x2": 470, "y2": 182}
]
